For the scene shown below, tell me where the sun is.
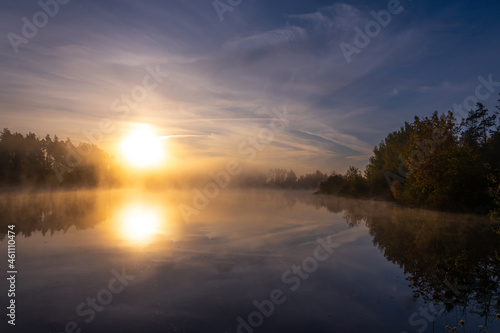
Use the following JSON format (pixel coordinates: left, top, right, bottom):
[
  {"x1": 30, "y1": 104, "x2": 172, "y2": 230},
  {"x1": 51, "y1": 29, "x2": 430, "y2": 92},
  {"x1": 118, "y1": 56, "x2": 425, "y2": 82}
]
[{"x1": 120, "y1": 125, "x2": 165, "y2": 168}]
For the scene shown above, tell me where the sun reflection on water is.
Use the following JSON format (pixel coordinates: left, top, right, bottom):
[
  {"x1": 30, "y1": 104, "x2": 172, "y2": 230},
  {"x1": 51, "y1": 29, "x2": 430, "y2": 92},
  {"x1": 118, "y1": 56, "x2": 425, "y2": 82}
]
[{"x1": 115, "y1": 202, "x2": 166, "y2": 245}]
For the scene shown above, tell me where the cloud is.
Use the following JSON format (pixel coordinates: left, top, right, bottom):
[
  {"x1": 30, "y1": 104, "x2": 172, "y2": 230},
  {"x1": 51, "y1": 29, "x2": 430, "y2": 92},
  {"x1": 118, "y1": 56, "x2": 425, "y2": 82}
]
[
  {"x1": 2, "y1": 0, "x2": 498, "y2": 175},
  {"x1": 0, "y1": 0, "x2": 387, "y2": 173},
  {"x1": 223, "y1": 26, "x2": 308, "y2": 53},
  {"x1": 289, "y1": 3, "x2": 363, "y2": 32}
]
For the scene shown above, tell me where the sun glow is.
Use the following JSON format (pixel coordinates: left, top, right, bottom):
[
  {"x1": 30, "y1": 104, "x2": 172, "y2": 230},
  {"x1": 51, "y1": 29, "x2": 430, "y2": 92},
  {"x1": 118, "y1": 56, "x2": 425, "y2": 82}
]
[
  {"x1": 117, "y1": 204, "x2": 164, "y2": 244},
  {"x1": 120, "y1": 125, "x2": 165, "y2": 168}
]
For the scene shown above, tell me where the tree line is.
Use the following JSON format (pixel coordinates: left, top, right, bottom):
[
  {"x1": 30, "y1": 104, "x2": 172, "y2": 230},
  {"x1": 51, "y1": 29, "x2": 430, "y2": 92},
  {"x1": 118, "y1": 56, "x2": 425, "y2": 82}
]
[
  {"x1": 3, "y1": 95, "x2": 500, "y2": 216},
  {"x1": 0, "y1": 127, "x2": 328, "y2": 190},
  {"x1": 219, "y1": 168, "x2": 329, "y2": 189},
  {"x1": 318, "y1": 97, "x2": 500, "y2": 217},
  {"x1": 0, "y1": 129, "x2": 115, "y2": 188},
  {"x1": 265, "y1": 169, "x2": 328, "y2": 189}
]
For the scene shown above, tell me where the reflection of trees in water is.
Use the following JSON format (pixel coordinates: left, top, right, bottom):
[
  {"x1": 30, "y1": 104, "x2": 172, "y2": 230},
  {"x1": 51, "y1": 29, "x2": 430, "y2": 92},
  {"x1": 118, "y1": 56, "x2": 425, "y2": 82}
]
[
  {"x1": 1, "y1": 189, "x2": 498, "y2": 322},
  {"x1": 366, "y1": 209, "x2": 500, "y2": 323},
  {"x1": 299, "y1": 193, "x2": 373, "y2": 227},
  {"x1": 0, "y1": 190, "x2": 106, "y2": 239},
  {"x1": 299, "y1": 193, "x2": 500, "y2": 322}
]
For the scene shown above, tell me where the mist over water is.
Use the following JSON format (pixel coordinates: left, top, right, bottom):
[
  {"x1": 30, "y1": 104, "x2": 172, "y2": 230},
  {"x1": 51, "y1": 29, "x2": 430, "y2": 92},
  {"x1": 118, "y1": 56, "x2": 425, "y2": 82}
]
[{"x1": 0, "y1": 189, "x2": 499, "y2": 333}]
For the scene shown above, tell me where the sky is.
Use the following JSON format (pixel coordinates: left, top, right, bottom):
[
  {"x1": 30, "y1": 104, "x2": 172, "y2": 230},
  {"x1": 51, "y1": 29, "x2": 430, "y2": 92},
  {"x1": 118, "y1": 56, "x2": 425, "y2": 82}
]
[{"x1": 1, "y1": 0, "x2": 500, "y2": 175}]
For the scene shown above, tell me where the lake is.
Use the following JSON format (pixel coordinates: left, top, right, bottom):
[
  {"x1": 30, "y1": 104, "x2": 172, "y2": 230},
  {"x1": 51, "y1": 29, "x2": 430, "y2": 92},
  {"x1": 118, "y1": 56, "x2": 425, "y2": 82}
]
[{"x1": 0, "y1": 189, "x2": 499, "y2": 333}]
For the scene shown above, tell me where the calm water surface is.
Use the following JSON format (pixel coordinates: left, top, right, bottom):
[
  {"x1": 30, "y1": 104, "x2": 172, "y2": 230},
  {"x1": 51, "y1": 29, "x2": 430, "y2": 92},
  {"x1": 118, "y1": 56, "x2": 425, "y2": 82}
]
[{"x1": 0, "y1": 189, "x2": 499, "y2": 333}]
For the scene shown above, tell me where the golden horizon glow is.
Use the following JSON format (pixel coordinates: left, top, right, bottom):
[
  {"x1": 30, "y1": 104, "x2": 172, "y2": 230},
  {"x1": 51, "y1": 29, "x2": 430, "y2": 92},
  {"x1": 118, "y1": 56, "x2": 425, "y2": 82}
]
[{"x1": 120, "y1": 125, "x2": 165, "y2": 168}]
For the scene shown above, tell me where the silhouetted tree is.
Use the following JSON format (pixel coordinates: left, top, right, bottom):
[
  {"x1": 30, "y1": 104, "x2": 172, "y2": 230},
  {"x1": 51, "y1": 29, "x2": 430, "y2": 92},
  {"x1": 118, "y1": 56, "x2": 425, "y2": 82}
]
[
  {"x1": 266, "y1": 168, "x2": 326, "y2": 189},
  {"x1": 0, "y1": 128, "x2": 113, "y2": 188},
  {"x1": 461, "y1": 102, "x2": 497, "y2": 149},
  {"x1": 342, "y1": 166, "x2": 368, "y2": 197},
  {"x1": 318, "y1": 171, "x2": 345, "y2": 195},
  {"x1": 318, "y1": 167, "x2": 368, "y2": 197},
  {"x1": 284, "y1": 169, "x2": 297, "y2": 188},
  {"x1": 296, "y1": 170, "x2": 328, "y2": 189}
]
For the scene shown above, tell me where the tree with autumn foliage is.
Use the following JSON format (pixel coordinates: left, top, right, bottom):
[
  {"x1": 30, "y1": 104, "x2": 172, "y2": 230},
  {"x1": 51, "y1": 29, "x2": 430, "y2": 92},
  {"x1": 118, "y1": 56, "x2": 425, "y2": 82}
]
[
  {"x1": 350, "y1": 97, "x2": 500, "y2": 215},
  {"x1": 364, "y1": 121, "x2": 413, "y2": 199},
  {"x1": 394, "y1": 110, "x2": 490, "y2": 210}
]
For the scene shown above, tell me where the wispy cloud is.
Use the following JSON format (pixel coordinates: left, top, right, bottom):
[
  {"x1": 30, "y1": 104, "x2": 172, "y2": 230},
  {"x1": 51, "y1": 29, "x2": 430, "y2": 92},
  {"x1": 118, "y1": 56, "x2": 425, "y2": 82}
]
[{"x1": 0, "y1": 0, "x2": 499, "y2": 173}]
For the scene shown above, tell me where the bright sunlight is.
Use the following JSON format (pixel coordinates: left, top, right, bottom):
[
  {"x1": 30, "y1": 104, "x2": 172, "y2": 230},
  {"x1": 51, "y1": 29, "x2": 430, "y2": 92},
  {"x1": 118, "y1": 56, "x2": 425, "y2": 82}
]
[
  {"x1": 120, "y1": 125, "x2": 165, "y2": 168},
  {"x1": 117, "y1": 204, "x2": 163, "y2": 244}
]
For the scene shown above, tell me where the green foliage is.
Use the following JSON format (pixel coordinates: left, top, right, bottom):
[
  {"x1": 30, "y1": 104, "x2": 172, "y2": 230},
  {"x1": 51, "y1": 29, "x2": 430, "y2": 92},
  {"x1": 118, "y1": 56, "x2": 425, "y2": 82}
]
[
  {"x1": 398, "y1": 110, "x2": 490, "y2": 209},
  {"x1": 364, "y1": 121, "x2": 413, "y2": 198},
  {"x1": 325, "y1": 97, "x2": 500, "y2": 215}
]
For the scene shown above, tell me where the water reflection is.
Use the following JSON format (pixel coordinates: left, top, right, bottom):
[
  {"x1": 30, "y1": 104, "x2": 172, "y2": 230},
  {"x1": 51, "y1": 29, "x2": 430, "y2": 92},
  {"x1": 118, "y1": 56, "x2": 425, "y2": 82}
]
[
  {"x1": 0, "y1": 190, "x2": 105, "y2": 239},
  {"x1": 115, "y1": 202, "x2": 166, "y2": 245},
  {"x1": 0, "y1": 189, "x2": 185, "y2": 244},
  {"x1": 305, "y1": 194, "x2": 500, "y2": 325},
  {"x1": 0, "y1": 189, "x2": 499, "y2": 331}
]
